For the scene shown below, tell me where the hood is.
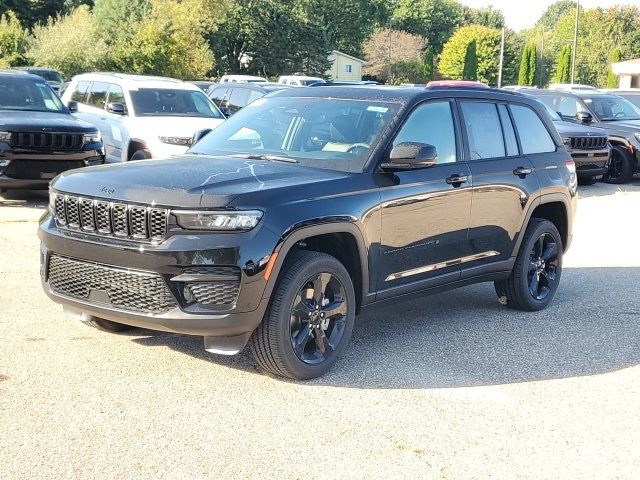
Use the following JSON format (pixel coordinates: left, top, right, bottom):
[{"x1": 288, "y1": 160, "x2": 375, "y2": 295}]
[
  {"x1": 51, "y1": 154, "x2": 350, "y2": 208},
  {"x1": 553, "y1": 120, "x2": 607, "y2": 138},
  {"x1": 128, "y1": 116, "x2": 225, "y2": 139},
  {"x1": 0, "y1": 110, "x2": 97, "y2": 132},
  {"x1": 595, "y1": 119, "x2": 640, "y2": 133}
]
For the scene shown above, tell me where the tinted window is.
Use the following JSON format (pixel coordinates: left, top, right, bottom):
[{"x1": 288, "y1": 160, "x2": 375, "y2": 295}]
[
  {"x1": 87, "y1": 81, "x2": 109, "y2": 109},
  {"x1": 582, "y1": 95, "x2": 640, "y2": 121},
  {"x1": 227, "y1": 88, "x2": 251, "y2": 114},
  {"x1": 510, "y1": 104, "x2": 556, "y2": 154},
  {"x1": 247, "y1": 90, "x2": 264, "y2": 104},
  {"x1": 107, "y1": 84, "x2": 126, "y2": 107},
  {"x1": 393, "y1": 101, "x2": 457, "y2": 164},
  {"x1": 498, "y1": 104, "x2": 519, "y2": 156},
  {"x1": 71, "y1": 81, "x2": 91, "y2": 103},
  {"x1": 130, "y1": 88, "x2": 224, "y2": 118},
  {"x1": 556, "y1": 95, "x2": 582, "y2": 118},
  {"x1": 207, "y1": 86, "x2": 227, "y2": 107},
  {"x1": 0, "y1": 77, "x2": 64, "y2": 112},
  {"x1": 460, "y1": 102, "x2": 505, "y2": 160}
]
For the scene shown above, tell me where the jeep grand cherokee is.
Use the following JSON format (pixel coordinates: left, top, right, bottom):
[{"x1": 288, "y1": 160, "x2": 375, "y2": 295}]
[{"x1": 39, "y1": 86, "x2": 576, "y2": 380}]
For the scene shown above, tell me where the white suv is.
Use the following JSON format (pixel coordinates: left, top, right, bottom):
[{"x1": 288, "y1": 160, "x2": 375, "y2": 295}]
[
  {"x1": 278, "y1": 75, "x2": 324, "y2": 86},
  {"x1": 61, "y1": 73, "x2": 226, "y2": 162}
]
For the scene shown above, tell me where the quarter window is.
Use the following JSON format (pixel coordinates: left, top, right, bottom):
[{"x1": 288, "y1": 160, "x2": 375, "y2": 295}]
[
  {"x1": 460, "y1": 102, "x2": 505, "y2": 160},
  {"x1": 510, "y1": 104, "x2": 556, "y2": 154},
  {"x1": 498, "y1": 104, "x2": 519, "y2": 156},
  {"x1": 393, "y1": 100, "x2": 457, "y2": 164},
  {"x1": 227, "y1": 88, "x2": 250, "y2": 115},
  {"x1": 70, "y1": 81, "x2": 90, "y2": 103}
]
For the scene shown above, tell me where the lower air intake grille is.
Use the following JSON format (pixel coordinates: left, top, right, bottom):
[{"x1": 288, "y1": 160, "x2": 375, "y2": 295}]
[
  {"x1": 48, "y1": 255, "x2": 177, "y2": 314},
  {"x1": 183, "y1": 266, "x2": 241, "y2": 307}
]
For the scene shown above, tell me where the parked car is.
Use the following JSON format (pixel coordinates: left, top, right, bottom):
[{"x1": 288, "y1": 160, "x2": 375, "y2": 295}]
[
  {"x1": 528, "y1": 95, "x2": 610, "y2": 185},
  {"x1": 278, "y1": 75, "x2": 324, "y2": 86},
  {"x1": 309, "y1": 80, "x2": 379, "y2": 87},
  {"x1": 61, "y1": 73, "x2": 226, "y2": 162},
  {"x1": 188, "y1": 81, "x2": 216, "y2": 92},
  {"x1": 40, "y1": 85, "x2": 576, "y2": 380},
  {"x1": 219, "y1": 75, "x2": 267, "y2": 83},
  {"x1": 602, "y1": 89, "x2": 640, "y2": 109},
  {"x1": 12, "y1": 67, "x2": 63, "y2": 93},
  {"x1": 548, "y1": 83, "x2": 597, "y2": 92},
  {"x1": 206, "y1": 82, "x2": 290, "y2": 116},
  {"x1": 527, "y1": 89, "x2": 640, "y2": 184},
  {"x1": 0, "y1": 71, "x2": 103, "y2": 191}
]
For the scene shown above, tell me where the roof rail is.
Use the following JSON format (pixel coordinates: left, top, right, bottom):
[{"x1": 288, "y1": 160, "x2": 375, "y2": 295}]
[{"x1": 426, "y1": 80, "x2": 490, "y2": 90}]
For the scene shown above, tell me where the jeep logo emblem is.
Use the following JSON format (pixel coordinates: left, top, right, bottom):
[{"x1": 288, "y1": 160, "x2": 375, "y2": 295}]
[{"x1": 100, "y1": 186, "x2": 115, "y2": 195}]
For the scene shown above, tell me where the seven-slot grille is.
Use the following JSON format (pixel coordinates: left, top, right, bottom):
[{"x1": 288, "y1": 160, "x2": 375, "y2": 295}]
[
  {"x1": 54, "y1": 193, "x2": 168, "y2": 242},
  {"x1": 10, "y1": 132, "x2": 84, "y2": 150},
  {"x1": 47, "y1": 255, "x2": 177, "y2": 314},
  {"x1": 570, "y1": 136, "x2": 607, "y2": 150}
]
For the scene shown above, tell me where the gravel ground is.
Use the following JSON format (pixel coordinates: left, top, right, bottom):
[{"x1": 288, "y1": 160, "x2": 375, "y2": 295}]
[{"x1": 1, "y1": 182, "x2": 640, "y2": 480}]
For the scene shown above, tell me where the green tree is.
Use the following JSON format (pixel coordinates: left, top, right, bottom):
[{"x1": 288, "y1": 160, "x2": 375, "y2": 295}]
[
  {"x1": 362, "y1": 28, "x2": 425, "y2": 83},
  {"x1": 536, "y1": 0, "x2": 575, "y2": 30},
  {"x1": 518, "y1": 43, "x2": 537, "y2": 86},
  {"x1": 423, "y1": 45, "x2": 434, "y2": 81},
  {"x1": 0, "y1": 0, "x2": 93, "y2": 30},
  {"x1": 439, "y1": 25, "x2": 519, "y2": 85},
  {"x1": 462, "y1": 40, "x2": 477, "y2": 80},
  {"x1": 0, "y1": 10, "x2": 26, "y2": 67},
  {"x1": 462, "y1": 5, "x2": 504, "y2": 28},
  {"x1": 393, "y1": 0, "x2": 462, "y2": 53},
  {"x1": 607, "y1": 48, "x2": 621, "y2": 88},
  {"x1": 554, "y1": 45, "x2": 571, "y2": 83}
]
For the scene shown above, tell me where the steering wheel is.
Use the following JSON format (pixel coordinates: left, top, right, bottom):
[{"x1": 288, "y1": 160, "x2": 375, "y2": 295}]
[
  {"x1": 614, "y1": 111, "x2": 625, "y2": 118},
  {"x1": 346, "y1": 143, "x2": 370, "y2": 154}
]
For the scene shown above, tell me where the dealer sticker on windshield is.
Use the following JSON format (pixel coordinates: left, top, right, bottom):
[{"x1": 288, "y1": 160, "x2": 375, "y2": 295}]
[{"x1": 367, "y1": 106, "x2": 389, "y2": 113}]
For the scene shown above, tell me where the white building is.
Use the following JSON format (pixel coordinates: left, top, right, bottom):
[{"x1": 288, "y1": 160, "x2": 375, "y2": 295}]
[
  {"x1": 612, "y1": 58, "x2": 640, "y2": 88},
  {"x1": 326, "y1": 50, "x2": 367, "y2": 81}
]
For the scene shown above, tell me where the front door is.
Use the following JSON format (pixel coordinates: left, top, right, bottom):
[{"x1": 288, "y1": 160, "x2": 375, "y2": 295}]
[{"x1": 377, "y1": 100, "x2": 472, "y2": 298}]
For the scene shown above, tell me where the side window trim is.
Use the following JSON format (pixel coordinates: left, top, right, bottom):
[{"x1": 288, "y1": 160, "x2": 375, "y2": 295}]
[
  {"x1": 382, "y1": 97, "x2": 462, "y2": 168},
  {"x1": 497, "y1": 102, "x2": 522, "y2": 157}
]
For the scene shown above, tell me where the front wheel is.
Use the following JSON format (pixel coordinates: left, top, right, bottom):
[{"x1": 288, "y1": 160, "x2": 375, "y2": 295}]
[
  {"x1": 495, "y1": 219, "x2": 563, "y2": 311},
  {"x1": 603, "y1": 146, "x2": 634, "y2": 184},
  {"x1": 249, "y1": 251, "x2": 355, "y2": 380},
  {"x1": 129, "y1": 149, "x2": 151, "y2": 161}
]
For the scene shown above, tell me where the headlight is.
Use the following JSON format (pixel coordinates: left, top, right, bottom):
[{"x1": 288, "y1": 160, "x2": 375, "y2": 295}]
[
  {"x1": 83, "y1": 131, "x2": 101, "y2": 144},
  {"x1": 49, "y1": 190, "x2": 56, "y2": 213},
  {"x1": 0, "y1": 131, "x2": 11, "y2": 142},
  {"x1": 159, "y1": 136, "x2": 191, "y2": 146},
  {"x1": 174, "y1": 210, "x2": 263, "y2": 231},
  {"x1": 561, "y1": 137, "x2": 572, "y2": 149}
]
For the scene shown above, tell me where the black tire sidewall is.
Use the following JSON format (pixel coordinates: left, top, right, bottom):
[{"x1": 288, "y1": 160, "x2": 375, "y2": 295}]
[
  {"x1": 604, "y1": 146, "x2": 633, "y2": 184},
  {"x1": 271, "y1": 254, "x2": 356, "y2": 380},
  {"x1": 130, "y1": 149, "x2": 151, "y2": 161}
]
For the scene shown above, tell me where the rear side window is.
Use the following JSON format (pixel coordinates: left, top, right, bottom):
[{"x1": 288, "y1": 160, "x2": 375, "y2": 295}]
[
  {"x1": 497, "y1": 104, "x2": 519, "y2": 156},
  {"x1": 87, "y1": 82, "x2": 109, "y2": 109},
  {"x1": 510, "y1": 104, "x2": 556, "y2": 154},
  {"x1": 460, "y1": 101, "x2": 505, "y2": 160},
  {"x1": 208, "y1": 87, "x2": 227, "y2": 107},
  {"x1": 71, "y1": 81, "x2": 90, "y2": 103},
  {"x1": 227, "y1": 88, "x2": 250, "y2": 114}
]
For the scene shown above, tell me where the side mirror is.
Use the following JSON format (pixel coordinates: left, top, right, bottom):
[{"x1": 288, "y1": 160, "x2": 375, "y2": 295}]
[
  {"x1": 67, "y1": 100, "x2": 78, "y2": 113},
  {"x1": 189, "y1": 128, "x2": 212, "y2": 147},
  {"x1": 381, "y1": 142, "x2": 438, "y2": 171},
  {"x1": 576, "y1": 111, "x2": 593, "y2": 124},
  {"x1": 107, "y1": 102, "x2": 126, "y2": 115}
]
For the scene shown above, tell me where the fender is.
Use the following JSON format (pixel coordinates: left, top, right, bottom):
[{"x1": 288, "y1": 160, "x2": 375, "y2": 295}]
[
  {"x1": 124, "y1": 137, "x2": 149, "y2": 162},
  {"x1": 261, "y1": 220, "x2": 372, "y2": 307}
]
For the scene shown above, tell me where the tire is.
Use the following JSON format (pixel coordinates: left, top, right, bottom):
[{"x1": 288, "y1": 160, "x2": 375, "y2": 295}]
[
  {"x1": 249, "y1": 251, "x2": 356, "y2": 380},
  {"x1": 81, "y1": 317, "x2": 138, "y2": 333},
  {"x1": 603, "y1": 146, "x2": 634, "y2": 184},
  {"x1": 494, "y1": 218, "x2": 563, "y2": 312},
  {"x1": 578, "y1": 175, "x2": 598, "y2": 186},
  {"x1": 129, "y1": 149, "x2": 151, "y2": 161}
]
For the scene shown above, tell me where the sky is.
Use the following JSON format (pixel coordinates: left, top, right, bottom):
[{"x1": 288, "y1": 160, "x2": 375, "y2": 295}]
[{"x1": 458, "y1": 0, "x2": 640, "y2": 31}]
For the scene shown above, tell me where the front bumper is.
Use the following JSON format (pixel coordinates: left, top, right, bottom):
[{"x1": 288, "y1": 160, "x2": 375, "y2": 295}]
[
  {"x1": 39, "y1": 213, "x2": 281, "y2": 341},
  {"x1": 570, "y1": 147, "x2": 610, "y2": 178}
]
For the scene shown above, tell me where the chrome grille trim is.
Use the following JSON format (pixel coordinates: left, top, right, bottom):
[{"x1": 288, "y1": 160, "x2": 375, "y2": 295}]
[{"x1": 52, "y1": 193, "x2": 169, "y2": 243}]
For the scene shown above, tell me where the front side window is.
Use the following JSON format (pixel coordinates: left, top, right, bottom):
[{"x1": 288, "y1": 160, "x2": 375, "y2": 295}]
[
  {"x1": 582, "y1": 95, "x2": 640, "y2": 121},
  {"x1": 0, "y1": 77, "x2": 64, "y2": 112},
  {"x1": 393, "y1": 100, "x2": 457, "y2": 164},
  {"x1": 510, "y1": 104, "x2": 556, "y2": 154},
  {"x1": 87, "y1": 82, "x2": 109, "y2": 109},
  {"x1": 189, "y1": 96, "x2": 400, "y2": 172},
  {"x1": 71, "y1": 81, "x2": 91, "y2": 103},
  {"x1": 227, "y1": 88, "x2": 251, "y2": 114},
  {"x1": 106, "y1": 84, "x2": 126, "y2": 107},
  {"x1": 460, "y1": 102, "x2": 505, "y2": 160},
  {"x1": 130, "y1": 88, "x2": 224, "y2": 118}
]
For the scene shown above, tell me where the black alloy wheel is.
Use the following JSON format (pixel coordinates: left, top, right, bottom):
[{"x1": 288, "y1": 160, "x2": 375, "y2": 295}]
[
  {"x1": 527, "y1": 233, "x2": 559, "y2": 301},
  {"x1": 289, "y1": 272, "x2": 348, "y2": 365},
  {"x1": 604, "y1": 146, "x2": 633, "y2": 184}
]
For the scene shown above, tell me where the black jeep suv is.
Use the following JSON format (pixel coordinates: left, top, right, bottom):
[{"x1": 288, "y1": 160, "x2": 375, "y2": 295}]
[
  {"x1": 0, "y1": 71, "x2": 104, "y2": 191},
  {"x1": 39, "y1": 86, "x2": 577, "y2": 380}
]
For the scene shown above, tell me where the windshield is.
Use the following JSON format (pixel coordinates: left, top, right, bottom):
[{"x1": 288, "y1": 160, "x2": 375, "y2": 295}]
[
  {"x1": 0, "y1": 77, "x2": 65, "y2": 112},
  {"x1": 189, "y1": 96, "x2": 400, "y2": 172},
  {"x1": 130, "y1": 88, "x2": 224, "y2": 118},
  {"x1": 617, "y1": 94, "x2": 640, "y2": 110},
  {"x1": 582, "y1": 95, "x2": 640, "y2": 121},
  {"x1": 30, "y1": 70, "x2": 62, "y2": 83},
  {"x1": 534, "y1": 98, "x2": 561, "y2": 121}
]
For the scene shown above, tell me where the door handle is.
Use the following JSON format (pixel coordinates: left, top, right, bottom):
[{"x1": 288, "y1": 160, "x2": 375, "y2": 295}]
[
  {"x1": 445, "y1": 174, "x2": 468, "y2": 186},
  {"x1": 513, "y1": 166, "x2": 533, "y2": 176}
]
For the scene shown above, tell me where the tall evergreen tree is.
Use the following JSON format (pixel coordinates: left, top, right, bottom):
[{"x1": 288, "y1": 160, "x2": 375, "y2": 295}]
[
  {"x1": 518, "y1": 43, "x2": 537, "y2": 86},
  {"x1": 606, "y1": 48, "x2": 621, "y2": 88},
  {"x1": 554, "y1": 45, "x2": 571, "y2": 83},
  {"x1": 462, "y1": 40, "x2": 477, "y2": 80},
  {"x1": 423, "y1": 45, "x2": 434, "y2": 81}
]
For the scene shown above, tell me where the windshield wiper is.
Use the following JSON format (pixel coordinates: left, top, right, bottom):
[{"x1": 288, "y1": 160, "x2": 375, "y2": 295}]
[{"x1": 236, "y1": 153, "x2": 299, "y2": 164}]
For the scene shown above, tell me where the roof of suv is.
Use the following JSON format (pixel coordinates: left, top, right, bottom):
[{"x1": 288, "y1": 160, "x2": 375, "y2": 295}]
[
  {"x1": 0, "y1": 70, "x2": 47, "y2": 82},
  {"x1": 69, "y1": 72, "x2": 200, "y2": 91}
]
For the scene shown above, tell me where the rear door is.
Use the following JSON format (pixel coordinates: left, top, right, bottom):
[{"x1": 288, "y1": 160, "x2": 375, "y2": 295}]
[
  {"x1": 377, "y1": 99, "x2": 472, "y2": 297},
  {"x1": 460, "y1": 100, "x2": 539, "y2": 277}
]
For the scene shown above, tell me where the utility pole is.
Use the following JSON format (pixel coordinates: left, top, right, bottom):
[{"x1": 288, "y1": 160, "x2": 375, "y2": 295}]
[
  {"x1": 539, "y1": 30, "x2": 544, "y2": 88},
  {"x1": 388, "y1": 16, "x2": 393, "y2": 83},
  {"x1": 497, "y1": 26, "x2": 505, "y2": 87},
  {"x1": 571, "y1": 0, "x2": 579, "y2": 84}
]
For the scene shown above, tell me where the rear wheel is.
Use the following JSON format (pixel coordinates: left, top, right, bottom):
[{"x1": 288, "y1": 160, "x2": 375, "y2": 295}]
[
  {"x1": 82, "y1": 317, "x2": 137, "y2": 333},
  {"x1": 495, "y1": 219, "x2": 563, "y2": 311},
  {"x1": 130, "y1": 149, "x2": 151, "y2": 161},
  {"x1": 603, "y1": 146, "x2": 634, "y2": 184},
  {"x1": 249, "y1": 251, "x2": 355, "y2": 380}
]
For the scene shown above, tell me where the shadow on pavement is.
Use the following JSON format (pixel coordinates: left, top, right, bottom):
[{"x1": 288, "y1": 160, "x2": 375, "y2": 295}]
[
  {"x1": 576, "y1": 178, "x2": 640, "y2": 199},
  {"x1": 130, "y1": 266, "x2": 640, "y2": 388},
  {"x1": 0, "y1": 189, "x2": 48, "y2": 208}
]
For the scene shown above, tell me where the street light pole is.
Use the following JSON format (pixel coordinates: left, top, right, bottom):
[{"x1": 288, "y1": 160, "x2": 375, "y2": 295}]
[
  {"x1": 571, "y1": 0, "x2": 579, "y2": 84},
  {"x1": 497, "y1": 26, "x2": 505, "y2": 87}
]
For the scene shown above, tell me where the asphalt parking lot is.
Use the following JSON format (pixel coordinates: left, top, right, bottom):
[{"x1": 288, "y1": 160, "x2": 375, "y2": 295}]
[{"x1": 1, "y1": 182, "x2": 640, "y2": 479}]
